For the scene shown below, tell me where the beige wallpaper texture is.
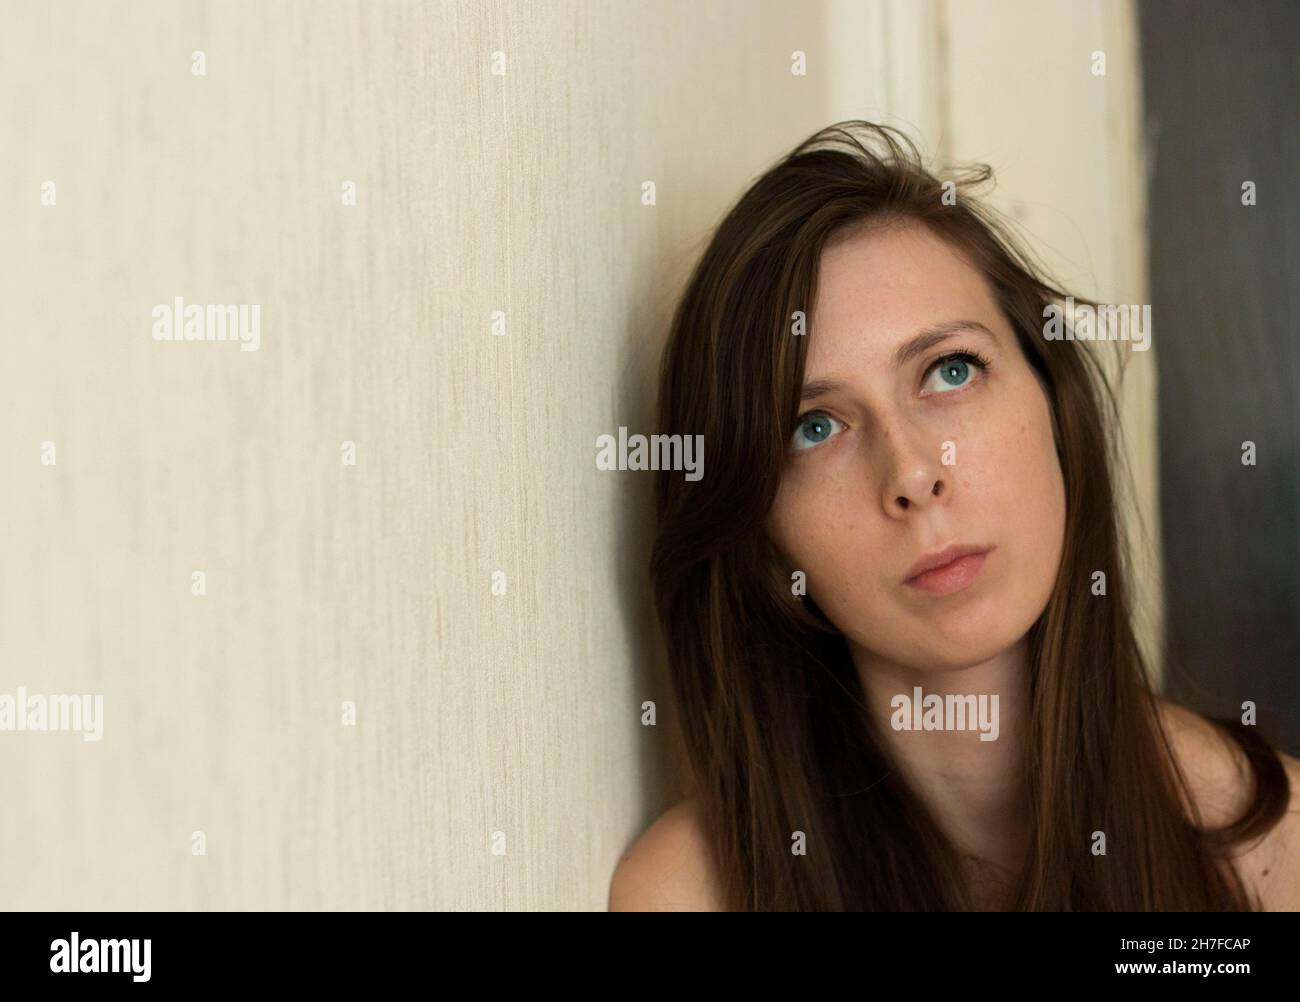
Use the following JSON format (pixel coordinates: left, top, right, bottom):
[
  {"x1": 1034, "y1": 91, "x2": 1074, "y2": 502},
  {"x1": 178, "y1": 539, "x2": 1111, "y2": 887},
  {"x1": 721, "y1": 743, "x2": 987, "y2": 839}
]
[{"x1": 0, "y1": 0, "x2": 1150, "y2": 909}]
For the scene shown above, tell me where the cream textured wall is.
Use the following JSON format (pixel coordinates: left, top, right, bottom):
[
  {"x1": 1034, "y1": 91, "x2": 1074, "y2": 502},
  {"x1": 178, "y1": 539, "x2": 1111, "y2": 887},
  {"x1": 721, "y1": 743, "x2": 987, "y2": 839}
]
[{"x1": 0, "y1": 0, "x2": 1151, "y2": 910}]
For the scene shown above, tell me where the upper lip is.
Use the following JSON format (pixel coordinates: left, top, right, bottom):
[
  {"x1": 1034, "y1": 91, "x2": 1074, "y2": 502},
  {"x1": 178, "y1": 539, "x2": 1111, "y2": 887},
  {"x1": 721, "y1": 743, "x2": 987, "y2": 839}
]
[{"x1": 904, "y1": 544, "x2": 991, "y2": 583}]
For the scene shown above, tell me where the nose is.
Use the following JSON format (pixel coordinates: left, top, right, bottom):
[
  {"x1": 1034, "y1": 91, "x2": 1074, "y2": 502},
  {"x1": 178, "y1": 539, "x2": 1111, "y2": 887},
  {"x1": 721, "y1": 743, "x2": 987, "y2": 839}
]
[{"x1": 878, "y1": 423, "x2": 949, "y2": 516}]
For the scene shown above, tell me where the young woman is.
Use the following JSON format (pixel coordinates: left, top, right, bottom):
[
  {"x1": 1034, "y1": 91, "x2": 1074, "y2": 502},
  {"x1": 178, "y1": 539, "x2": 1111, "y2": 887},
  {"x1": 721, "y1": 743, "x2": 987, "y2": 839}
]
[{"x1": 610, "y1": 121, "x2": 1298, "y2": 911}]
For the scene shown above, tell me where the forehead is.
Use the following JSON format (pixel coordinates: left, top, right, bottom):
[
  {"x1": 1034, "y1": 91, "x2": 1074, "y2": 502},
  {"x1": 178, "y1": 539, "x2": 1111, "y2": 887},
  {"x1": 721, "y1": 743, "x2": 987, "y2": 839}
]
[{"x1": 810, "y1": 219, "x2": 999, "y2": 363}]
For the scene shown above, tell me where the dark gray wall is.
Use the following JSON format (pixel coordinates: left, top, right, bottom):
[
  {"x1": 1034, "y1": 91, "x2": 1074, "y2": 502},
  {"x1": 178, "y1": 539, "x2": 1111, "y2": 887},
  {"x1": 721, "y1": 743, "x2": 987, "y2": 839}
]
[{"x1": 1138, "y1": 0, "x2": 1299, "y2": 754}]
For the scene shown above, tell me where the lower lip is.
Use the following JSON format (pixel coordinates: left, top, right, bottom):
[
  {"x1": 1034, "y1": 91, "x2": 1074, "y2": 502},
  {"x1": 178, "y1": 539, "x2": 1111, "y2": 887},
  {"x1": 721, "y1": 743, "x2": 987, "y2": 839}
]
[{"x1": 905, "y1": 551, "x2": 990, "y2": 596}]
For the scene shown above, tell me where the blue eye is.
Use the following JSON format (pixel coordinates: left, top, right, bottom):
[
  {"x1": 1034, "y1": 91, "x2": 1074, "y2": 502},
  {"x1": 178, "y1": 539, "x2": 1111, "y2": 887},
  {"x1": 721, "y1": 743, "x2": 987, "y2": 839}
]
[
  {"x1": 922, "y1": 350, "x2": 991, "y2": 394},
  {"x1": 791, "y1": 411, "x2": 843, "y2": 451}
]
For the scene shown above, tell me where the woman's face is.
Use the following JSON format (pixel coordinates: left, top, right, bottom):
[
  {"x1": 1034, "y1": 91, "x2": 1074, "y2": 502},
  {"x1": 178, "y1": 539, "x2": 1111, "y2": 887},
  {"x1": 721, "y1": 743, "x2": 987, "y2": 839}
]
[{"x1": 765, "y1": 218, "x2": 1066, "y2": 673}]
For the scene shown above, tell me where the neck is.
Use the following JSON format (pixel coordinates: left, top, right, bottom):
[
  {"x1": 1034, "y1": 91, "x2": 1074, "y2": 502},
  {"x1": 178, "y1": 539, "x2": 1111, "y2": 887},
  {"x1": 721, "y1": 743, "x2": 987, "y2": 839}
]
[{"x1": 851, "y1": 634, "x2": 1032, "y2": 894}]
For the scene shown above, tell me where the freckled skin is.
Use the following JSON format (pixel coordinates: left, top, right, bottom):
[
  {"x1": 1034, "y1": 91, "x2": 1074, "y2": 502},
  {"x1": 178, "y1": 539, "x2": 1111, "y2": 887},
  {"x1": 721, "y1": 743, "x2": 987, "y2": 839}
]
[{"x1": 765, "y1": 220, "x2": 1066, "y2": 673}]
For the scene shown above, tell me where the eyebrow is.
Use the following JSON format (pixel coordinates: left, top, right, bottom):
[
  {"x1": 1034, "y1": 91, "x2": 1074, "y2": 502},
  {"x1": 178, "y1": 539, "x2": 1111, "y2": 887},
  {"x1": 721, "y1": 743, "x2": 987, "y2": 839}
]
[{"x1": 798, "y1": 320, "x2": 997, "y2": 402}]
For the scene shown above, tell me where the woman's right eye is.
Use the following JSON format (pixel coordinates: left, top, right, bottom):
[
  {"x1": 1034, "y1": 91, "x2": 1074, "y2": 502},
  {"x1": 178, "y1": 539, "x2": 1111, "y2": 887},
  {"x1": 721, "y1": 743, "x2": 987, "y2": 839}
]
[{"x1": 791, "y1": 411, "x2": 844, "y2": 451}]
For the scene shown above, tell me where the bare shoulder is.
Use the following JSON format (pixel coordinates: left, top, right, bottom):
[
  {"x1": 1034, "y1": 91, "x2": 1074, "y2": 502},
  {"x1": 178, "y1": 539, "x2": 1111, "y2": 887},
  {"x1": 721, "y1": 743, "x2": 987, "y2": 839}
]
[
  {"x1": 1155, "y1": 699, "x2": 1252, "y2": 827},
  {"x1": 1155, "y1": 697, "x2": 1300, "y2": 910},
  {"x1": 608, "y1": 797, "x2": 727, "y2": 911}
]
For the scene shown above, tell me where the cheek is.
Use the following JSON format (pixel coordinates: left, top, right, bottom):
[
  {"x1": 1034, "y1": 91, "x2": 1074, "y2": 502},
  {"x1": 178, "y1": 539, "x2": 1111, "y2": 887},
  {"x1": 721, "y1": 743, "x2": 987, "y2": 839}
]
[
  {"x1": 767, "y1": 477, "x2": 877, "y2": 593},
  {"x1": 767, "y1": 477, "x2": 892, "y2": 633},
  {"x1": 976, "y1": 395, "x2": 1067, "y2": 589},
  {"x1": 768, "y1": 482, "x2": 843, "y2": 576}
]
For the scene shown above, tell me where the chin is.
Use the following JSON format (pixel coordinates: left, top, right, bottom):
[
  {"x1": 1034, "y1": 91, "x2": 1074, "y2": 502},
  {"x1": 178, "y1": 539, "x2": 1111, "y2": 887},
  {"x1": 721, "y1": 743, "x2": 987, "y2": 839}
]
[{"x1": 905, "y1": 605, "x2": 1032, "y2": 670}]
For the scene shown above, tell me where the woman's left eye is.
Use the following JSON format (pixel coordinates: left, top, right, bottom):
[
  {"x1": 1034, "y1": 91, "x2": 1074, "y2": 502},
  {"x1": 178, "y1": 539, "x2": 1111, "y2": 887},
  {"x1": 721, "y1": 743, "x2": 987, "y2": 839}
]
[{"x1": 922, "y1": 350, "x2": 992, "y2": 395}]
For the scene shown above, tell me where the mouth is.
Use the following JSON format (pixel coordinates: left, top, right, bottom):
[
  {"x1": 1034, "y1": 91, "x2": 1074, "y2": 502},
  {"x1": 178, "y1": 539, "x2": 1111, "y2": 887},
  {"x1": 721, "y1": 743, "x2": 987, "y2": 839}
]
[{"x1": 903, "y1": 544, "x2": 993, "y2": 596}]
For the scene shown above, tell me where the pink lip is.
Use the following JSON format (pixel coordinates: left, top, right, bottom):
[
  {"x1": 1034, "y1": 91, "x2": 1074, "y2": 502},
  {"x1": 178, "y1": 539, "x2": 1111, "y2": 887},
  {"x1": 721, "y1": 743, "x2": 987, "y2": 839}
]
[{"x1": 904, "y1": 545, "x2": 992, "y2": 596}]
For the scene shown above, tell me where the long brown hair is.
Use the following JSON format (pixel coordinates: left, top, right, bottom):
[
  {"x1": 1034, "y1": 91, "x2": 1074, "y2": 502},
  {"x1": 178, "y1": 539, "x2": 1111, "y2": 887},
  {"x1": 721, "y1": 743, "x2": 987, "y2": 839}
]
[{"x1": 649, "y1": 121, "x2": 1288, "y2": 910}]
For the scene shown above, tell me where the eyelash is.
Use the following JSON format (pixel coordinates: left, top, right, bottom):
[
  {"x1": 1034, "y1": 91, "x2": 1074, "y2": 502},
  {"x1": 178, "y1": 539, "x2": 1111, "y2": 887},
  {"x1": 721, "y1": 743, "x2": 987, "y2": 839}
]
[{"x1": 790, "y1": 347, "x2": 994, "y2": 452}]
